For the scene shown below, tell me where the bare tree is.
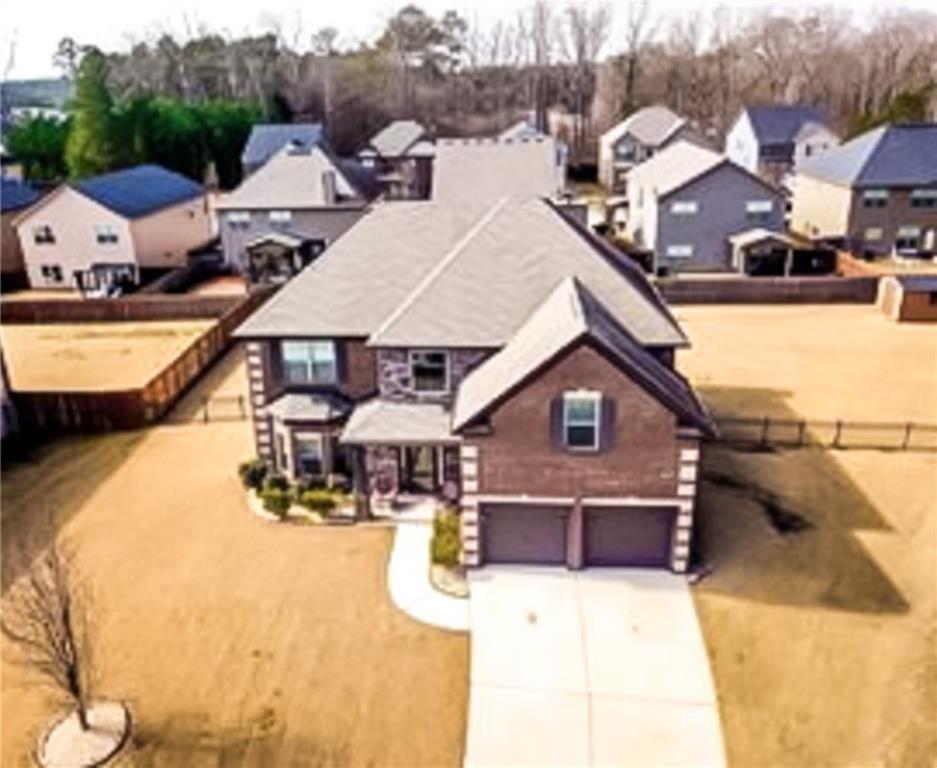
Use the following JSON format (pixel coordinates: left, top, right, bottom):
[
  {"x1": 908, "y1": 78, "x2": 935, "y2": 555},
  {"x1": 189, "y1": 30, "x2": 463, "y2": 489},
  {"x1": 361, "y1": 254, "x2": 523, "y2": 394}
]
[
  {"x1": 2, "y1": 542, "x2": 93, "y2": 731},
  {"x1": 619, "y1": 0, "x2": 653, "y2": 115}
]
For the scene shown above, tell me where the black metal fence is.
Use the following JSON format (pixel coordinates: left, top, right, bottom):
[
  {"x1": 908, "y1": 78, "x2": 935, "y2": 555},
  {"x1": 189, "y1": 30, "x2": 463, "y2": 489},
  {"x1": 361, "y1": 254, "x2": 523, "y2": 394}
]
[
  {"x1": 713, "y1": 416, "x2": 937, "y2": 451},
  {"x1": 164, "y1": 395, "x2": 249, "y2": 424}
]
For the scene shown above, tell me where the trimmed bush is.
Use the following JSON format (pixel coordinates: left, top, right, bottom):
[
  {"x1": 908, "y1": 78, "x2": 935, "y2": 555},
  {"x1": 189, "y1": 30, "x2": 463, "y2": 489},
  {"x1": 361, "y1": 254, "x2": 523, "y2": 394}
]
[
  {"x1": 261, "y1": 488, "x2": 292, "y2": 519},
  {"x1": 238, "y1": 458, "x2": 268, "y2": 491},
  {"x1": 328, "y1": 473, "x2": 351, "y2": 494},
  {"x1": 295, "y1": 475, "x2": 327, "y2": 497},
  {"x1": 297, "y1": 489, "x2": 338, "y2": 516},
  {"x1": 263, "y1": 473, "x2": 290, "y2": 493},
  {"x1": 430, "y1": 508, "x2": 461, "y2": 567}
]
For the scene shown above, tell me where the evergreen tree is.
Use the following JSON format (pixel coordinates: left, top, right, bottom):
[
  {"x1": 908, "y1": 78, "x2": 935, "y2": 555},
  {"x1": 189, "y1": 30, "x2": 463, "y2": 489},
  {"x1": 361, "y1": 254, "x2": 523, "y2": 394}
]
[{"x1": 65, "y1": 50, "x2": 119, "y2": 177}]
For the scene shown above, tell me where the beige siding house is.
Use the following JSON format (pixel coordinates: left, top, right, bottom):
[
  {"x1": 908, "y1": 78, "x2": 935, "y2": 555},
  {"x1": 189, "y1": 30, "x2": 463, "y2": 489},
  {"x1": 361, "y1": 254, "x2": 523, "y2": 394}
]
[{"x1": 13, "y1": 165, "x2": 211, "y2": 292}]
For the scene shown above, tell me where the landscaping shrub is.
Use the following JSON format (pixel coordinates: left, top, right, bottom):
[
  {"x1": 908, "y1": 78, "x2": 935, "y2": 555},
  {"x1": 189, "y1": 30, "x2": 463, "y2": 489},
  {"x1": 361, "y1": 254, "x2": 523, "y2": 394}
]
[
  {"x1": 260, "y1": 488, "x2": 292, "y2": 519},
  {"x1": 263, "y1": 473, "x2": 290, "y2": 493},
  {"x1": 297, "y1": 489, "x2": 338, "y2": 516},
  {"x1": 238, "y1": 458, "x2": 268, "y2": 491},
  {"x1": 430, "y1": 508, "x2": 461, "y2": 567},
  {"x1": 328, "y1": 473, "x2": 351, "y2": 493},
  {"x1": 295, "y1": 475, "x2": 327, "y2": 496}
]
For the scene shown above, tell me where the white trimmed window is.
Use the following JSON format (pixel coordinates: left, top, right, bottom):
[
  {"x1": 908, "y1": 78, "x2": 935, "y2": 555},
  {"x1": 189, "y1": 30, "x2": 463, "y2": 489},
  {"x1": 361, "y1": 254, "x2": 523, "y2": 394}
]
[
  {"x1": 294, "y1": 433, "x2": 324, "y2": 476},
  {"x1": 863, "y1": 189, "x2": 889, "y2": 208},
  {"x1": 666, "y1": 244, "x2": 694, "y2": 259},
  {"x1": 410, "y1": 350, "x2": 449, "y2": 393},
  {"x1": 910, "y1": 189, "x2": 937, "y2": 208},
  {"x1": 94, "y1": 224, "x2": 119, "y2": 244},
  {"x1": 269, "y1": 210, "x2": 292, "y2": 225},
  {"x1": 670, "y1": 200, "x2": 698, "y2": 216},
  {"x1": 745, "y1": 199, "x2": 774, "y2": 222},
  {"x1": 864, "y1": 227, "x2": 883, "y2": 242},
  {"x1": 226, "y1": 211, "x2": 250, "y2": 228},
  {"x1": 563, "y1": 391, "x2": 601, "y2": 451},
  {"x1": 281, "y1": 340, "x2": 337, "y2": 384},
  {"x1": 895, "y1": 226, "x2": 922, "y2": 253}
]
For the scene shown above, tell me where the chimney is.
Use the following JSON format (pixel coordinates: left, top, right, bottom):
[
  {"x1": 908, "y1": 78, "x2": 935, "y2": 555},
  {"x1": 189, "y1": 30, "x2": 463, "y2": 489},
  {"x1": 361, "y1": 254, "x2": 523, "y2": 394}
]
[{"x1": 321, "y1": 170, "x2": 337, "y2": 205}]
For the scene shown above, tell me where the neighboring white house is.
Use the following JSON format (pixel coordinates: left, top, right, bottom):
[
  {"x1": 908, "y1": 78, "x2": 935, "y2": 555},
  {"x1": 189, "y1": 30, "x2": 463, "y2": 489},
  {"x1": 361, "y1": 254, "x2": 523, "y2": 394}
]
[{"x1": 725, "y1": 105, "x2": 839, "y2": 186}]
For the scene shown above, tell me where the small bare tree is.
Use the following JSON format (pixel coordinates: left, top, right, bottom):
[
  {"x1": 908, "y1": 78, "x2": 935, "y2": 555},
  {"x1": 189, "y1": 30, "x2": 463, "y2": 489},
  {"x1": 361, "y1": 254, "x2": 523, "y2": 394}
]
[{"x1": 2, "y1": 542, "x2": 93, "y2": 731}]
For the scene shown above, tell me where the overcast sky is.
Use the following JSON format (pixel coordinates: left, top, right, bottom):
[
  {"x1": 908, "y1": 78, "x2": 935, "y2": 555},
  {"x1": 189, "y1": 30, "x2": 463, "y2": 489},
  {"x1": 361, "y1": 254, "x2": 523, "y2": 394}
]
[{"x1": 3, "y1": 0, "x2": 934, "y2": 80}]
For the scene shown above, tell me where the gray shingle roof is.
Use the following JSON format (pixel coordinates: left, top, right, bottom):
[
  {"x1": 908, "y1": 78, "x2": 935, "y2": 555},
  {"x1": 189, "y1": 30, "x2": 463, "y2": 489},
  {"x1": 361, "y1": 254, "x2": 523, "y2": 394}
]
[
  {"x1": 242, "y1": 123, "x2": 322, "y2": 168},
  {"x1": 340, "y1": 398, "x2": 458, "y2": 444},
  {"x1": 745, "y1": 105, "x2": 828, "y2": 146},
  {"x1": 265, "y1": 392, "x2": 351, "y2": 423},
  {"x1": 367, "y1": 120, "x2": 427, "y2": 158},
  {"x1": 798, "y1": 123, "x2": 937, "y2": 188},
  {"x1": 235, "y1": 197, "x2": 686, "y2": 348},
  {"x1": 624, "y1": 141, "x2": 725, "y2": 198},
  {"x1": 453, "y1": 276, "x2": 714, "y2": 435},
  {"x1": 600, "y1": 105, "x2": 686, "y2": 149}
]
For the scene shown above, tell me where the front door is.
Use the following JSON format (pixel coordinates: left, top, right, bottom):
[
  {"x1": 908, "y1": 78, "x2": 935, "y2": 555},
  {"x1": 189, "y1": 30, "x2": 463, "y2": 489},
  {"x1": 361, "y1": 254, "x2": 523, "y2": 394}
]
[{"x1": 401, "y1": 446, "x2": 438, "y2": 493}]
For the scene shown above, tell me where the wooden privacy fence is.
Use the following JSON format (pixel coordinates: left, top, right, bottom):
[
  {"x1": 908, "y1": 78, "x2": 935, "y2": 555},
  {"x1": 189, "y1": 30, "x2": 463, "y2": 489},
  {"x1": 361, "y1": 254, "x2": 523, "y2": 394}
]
[
  {"x1": 713, "y1": 416, "x2": 937, "y2": 451},
  {"x1": 656, "y1": 275, "x2": 879, "y2": 305}
]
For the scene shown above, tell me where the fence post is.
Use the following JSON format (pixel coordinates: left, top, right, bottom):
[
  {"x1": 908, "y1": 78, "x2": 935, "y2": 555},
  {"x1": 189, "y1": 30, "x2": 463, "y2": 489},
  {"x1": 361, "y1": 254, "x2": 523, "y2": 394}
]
[
  {"x1": 798, "y1": 420, "x2": 806, "y2": 447},
  {"x1": 760, "y1": 416, "x2": 770, "y2": 447},
  {"x1": 238, "y1": 395, "x2": 245, "y2": 419},
  {"x1": 202, "y1": 396, "x2": 209, "y2": 424},
  {"x1": 832, "y1": 420, "x2": 843, "y2": 448},
  {"x1": 902, "y1": 422, "x2": 913, "y2": 450}
]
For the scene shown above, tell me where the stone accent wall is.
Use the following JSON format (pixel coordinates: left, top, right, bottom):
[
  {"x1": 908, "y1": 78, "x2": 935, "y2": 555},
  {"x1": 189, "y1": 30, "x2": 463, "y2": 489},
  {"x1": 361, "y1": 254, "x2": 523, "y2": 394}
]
[
  {"x1": 670, "y1": 439, "x2": 700, "y2": 573},
  {"x1": 245, "y1": 341, "x2": 273, "y2": 462},
  {"x1": 366, "y1": 445, "x2": 399, "y2": 496},
  {"x1": 377, "y1": 348, "x2": 489, "y2": 403}
]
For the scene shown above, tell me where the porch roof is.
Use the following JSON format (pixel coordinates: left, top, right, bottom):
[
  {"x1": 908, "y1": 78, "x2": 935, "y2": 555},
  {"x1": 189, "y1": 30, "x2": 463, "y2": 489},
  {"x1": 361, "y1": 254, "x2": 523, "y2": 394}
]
[
  {"x1": 265, "y1": 392, "x2": 351, "y2": 424},
  {"x1": 339, "y1": 399, "x2": 459, "y2": 445},
  {"x1": 246, "y1": 231, "x2": 306, "y2": 250}
]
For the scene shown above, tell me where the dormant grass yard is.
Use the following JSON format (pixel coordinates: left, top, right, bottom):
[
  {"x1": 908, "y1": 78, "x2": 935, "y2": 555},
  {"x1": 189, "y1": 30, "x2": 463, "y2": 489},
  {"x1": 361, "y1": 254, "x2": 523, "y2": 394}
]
[
  {"x1": 677, "y1": 305, "x2": 937, "y2": 768},
  {"x1": 1, "y1": 347, "x2": 468, "y2": 767},
  {"x1": 0, "y1": 320, "x2": 215, "y2": 392}
]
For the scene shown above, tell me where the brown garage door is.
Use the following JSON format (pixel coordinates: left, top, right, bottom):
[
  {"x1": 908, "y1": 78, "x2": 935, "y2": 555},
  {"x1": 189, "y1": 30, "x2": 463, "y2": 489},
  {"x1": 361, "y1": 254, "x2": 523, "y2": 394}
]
[
  {"x1": 584, "y1": 506, "x2": 675, "y2": 567},
  {"x1": 481, "y1": 504, "x2": 569, "y2": 565}
]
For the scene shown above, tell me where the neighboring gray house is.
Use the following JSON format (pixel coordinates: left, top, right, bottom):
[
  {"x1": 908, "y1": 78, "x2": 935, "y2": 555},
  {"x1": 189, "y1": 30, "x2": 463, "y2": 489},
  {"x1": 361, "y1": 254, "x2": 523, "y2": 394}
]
[
  {"x1": 217, "y1": 143, "x2": 371, "y2": 283},
  {"x1": 725, "y1": 105, "x2": 839, "y2": 185},
  {"x1": 625, "y1": 141, "x2": 785, "y2": 274},
  {"x1": 358, "y1": 120, "x2": 434, "y2": 200},
  {"x1": 598, "y1": 106, "x2": 704, "y2": 194},
  {"x1": 241, "y1": 123, "x2": 323, "y2": 177}
]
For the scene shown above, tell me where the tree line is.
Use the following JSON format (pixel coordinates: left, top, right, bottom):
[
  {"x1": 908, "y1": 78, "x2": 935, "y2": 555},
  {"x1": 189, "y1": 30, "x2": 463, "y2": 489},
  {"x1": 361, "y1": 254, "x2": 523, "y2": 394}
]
[{"x1": 6, "y1": 2, "x2": 936, "y2": 186}]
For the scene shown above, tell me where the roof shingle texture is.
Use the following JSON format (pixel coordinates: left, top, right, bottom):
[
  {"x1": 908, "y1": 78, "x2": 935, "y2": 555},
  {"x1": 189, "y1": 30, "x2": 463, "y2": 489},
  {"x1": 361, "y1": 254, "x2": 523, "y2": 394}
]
[
  {"x1": 1, "y1": 178, "x2": 41, "y2": 213},
  {"x1": 601, "y1": 105, "x2": 686, "y2": 149},
  {"x1": 367, "y1": 120, "x2": 427, "y2": 158},
  {"x1": 746, "y1": 105, "x2": 827, "y2": 145},
  {"x1": 241, "y1": 123, "x2": 322, "y2": 168},
  {"x1": 340, "y1": 398, "x2": 458, "y2": 444},
  {"x1": 625, "y1": 141, "x2": 726, "y2": 198},
  {"x1": 73, "y1": 165, "x2": 203, "y2": 218}
]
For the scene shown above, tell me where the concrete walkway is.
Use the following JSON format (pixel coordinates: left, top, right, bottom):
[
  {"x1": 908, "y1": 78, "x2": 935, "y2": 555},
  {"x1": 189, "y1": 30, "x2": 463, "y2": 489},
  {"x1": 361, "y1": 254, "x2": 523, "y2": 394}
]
[
  {"x1": 386, "y1": 501, "x2": 470, "y2": 632},
  {"x1": 465, "y1": 566, "x2": 725, "y2": 767}
]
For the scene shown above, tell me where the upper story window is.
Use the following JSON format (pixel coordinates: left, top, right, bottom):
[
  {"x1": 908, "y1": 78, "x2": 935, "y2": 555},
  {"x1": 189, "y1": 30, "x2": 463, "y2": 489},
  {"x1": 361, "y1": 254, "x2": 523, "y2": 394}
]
[
  {"x1": 281, "y1": 340, "x2": 337, "y2": 384},
  {"x1": 563, "y1": 390, "x2": 601, "y2": 451},
  {"x1": 269, "y1": 210, "x2": 292, "y2": 226},
  {"x1": 94, "y1": 224, "x2": 119, "y2": 245},
  {"x1": 226, "y1": 211, "x2": 250, "y2": 229},
  {"x1": 745, "y1": 199, "x2": 774, "y2": 223},
  {"x1": 33, "y1": 225, "x2": 55, "y2": 245},
  {"x1": 666, "y1": 244, "x2": 694, "y2": 259},
  {"x1": 910, "y1": 189, "x2": 937, "y2": 209},
  {"x1": 40, "y1": 264, "x2": 63, "y2": 282},
  {"x1": 409, "y1": 350, "x2": 449, "y2": 394},
  {"x1": 863, "y1": 189, "x2": 889, "y2": 208},
  {"x1": 670, "y1": 200, "x2": 698, "y2": 216}
]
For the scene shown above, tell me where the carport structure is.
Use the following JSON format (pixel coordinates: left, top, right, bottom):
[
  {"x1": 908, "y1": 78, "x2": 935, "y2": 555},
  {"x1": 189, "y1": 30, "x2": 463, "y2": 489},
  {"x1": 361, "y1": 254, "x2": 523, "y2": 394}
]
[{"x1": 729, "y1": 228, "x2": 799, "y2": 276}]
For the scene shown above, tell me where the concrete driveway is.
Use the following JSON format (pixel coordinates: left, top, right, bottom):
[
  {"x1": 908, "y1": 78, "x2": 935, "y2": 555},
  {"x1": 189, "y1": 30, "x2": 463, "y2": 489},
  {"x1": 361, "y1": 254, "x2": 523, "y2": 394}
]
[{"x1": 465, "y1": 567, "x2": 724, "y2": 767}]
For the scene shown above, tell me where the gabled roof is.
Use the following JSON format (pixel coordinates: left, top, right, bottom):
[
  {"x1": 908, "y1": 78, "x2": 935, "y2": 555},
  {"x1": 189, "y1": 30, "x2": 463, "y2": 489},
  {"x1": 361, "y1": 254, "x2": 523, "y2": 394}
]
[
  {"x1": 728, "y1": 228, "x2": 798, "y2": 250},
  {"x1": 71, "y1": 165, "x2": 203, "y2": 219},
  {"x1": 452, "y1": 277, "x2": 713, "y2": 435},
  {"x1": 744, "y1": 105, "x2": 828, "y2": 146},
  {"x1": 234, "y1": 197, "x2": 686, "y2": 350},
  {"x1": 340, "y1": 398, "x2": 458, "y2": 445},
  {"x1": 432, "y1": 137, "x2": 564, "y2": 204},
  {"x1": 601, "y1": 106, "x2": 686, "y2": 149},
  {"x1": 366, "y1": 120, "x2": 427, "y2": 158},
  {"x1": 216, "y1": 145, "x2": 365, "y2": 210},
  {"x1": 1, "y1": 178, "x2": 41, "y2": 213},
  {"x1": 241, "y1": 123, "x2": 323, "y2": 168},
  {"x1": 798, "y1": 123, "x2": 937, "y2": 188}
]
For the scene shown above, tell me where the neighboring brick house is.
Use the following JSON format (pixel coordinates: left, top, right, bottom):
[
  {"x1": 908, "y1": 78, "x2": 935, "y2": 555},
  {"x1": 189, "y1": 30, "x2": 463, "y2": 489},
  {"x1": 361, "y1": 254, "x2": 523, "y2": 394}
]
[
  {"x1": 241, "y1": 123, "x2": 322, "y2": 177},
  {"x1": 358, "y1": 120, "x2": 434, "y2": 200},
  {"x1": 790, "y1": 123, "x2": 937, "y2": 257},
  {"x1": 234, "y1": 196, "x2": 713, "y2": 573},
  {"x1": 598, "y1": 105, "x2": 704, "y2": 195},
  {"x1": 1, "y1": 177, "x2": 41, "y2": 290},
  {"x1": 625, "y1": 141, "x2": 786, "y2": 274},
  {"x1": 877, "y1": 275, "x2": 937, "y2": 322},
  {"x1": 216, "y1": 143, "x2": 373, "y2": 284},
  {"x1": 725, "y1": 105, "x2": 839, "y2": 185},
  {"x1": 12, "y1": 165, "x2": 212, "y2": 292}
]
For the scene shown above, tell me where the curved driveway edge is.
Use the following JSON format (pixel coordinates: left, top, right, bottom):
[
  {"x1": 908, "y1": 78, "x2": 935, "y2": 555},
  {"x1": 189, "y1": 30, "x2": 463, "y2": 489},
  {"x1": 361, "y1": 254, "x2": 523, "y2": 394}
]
[
  {"x1": 387, "y1": 509, "x2": 470, "y2": 633},
  {"x1": 465, "y1": 567, "x2": 725, "y2": 767}
]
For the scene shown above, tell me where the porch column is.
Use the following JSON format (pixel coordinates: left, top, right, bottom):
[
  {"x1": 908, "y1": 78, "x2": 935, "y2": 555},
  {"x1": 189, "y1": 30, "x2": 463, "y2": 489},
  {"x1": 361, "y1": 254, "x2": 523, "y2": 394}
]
[
  {"x1": 566, "y1": 494, "x2": 584, "y2": 570},
  {"x1": 784, "y1": 248, "x2": 794, "y2": 277},
  {"x1": 351, "y1": 446, "x2": 371, "y2": 521}
]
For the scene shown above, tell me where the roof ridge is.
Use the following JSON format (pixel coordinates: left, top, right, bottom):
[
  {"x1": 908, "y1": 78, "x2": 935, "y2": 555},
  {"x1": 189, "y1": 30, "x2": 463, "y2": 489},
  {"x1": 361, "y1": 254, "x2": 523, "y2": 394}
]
[
  {"x1": 368, "y1": 196, "x2": 512, "y2": 345},
  {"x1": 853, "y1": 124, "x2": 890, "y2": 186}
]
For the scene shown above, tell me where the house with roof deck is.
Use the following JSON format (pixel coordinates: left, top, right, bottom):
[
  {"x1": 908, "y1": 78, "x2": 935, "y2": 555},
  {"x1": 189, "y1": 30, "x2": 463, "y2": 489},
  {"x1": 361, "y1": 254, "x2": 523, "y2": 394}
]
[
  {"x1": 598, "y1": 105, "x2": 705, "y2": 195},
  {"x1": 12, "y1": 165, "x2": 211, "y2": 292},
  {"x1": 216, "y1": 143, "x2": 374, "y2": 284},
  {"x1": 625, "y1": 141, "x2": 785, "y2": 274},
  {"x1": 725, "y1": 105, "x2": 839, "y2": 185},
  {"x1": 790, "y1": 123, "x2": 937, "y2": 257},
  {"x1": 358, "y1": 120, "x2": 434, "y2": 200},
  {"x1": 2, "y1": 178, "x2": 42, "y2": 289},
  {"x1": 234, "y1": 195, "x2": 713, "y2": 572},
  {"x1": 241, "y1": 123, "x2": 323, "y2": 177}
]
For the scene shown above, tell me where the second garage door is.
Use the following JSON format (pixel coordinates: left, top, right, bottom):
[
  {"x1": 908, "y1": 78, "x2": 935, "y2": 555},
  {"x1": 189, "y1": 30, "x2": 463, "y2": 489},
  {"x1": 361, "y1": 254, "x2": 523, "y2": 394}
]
[
  {"x1": 584, "y1": 506, "x2": 675, "y2": 567},
  {"x1": 481, "y1": 504, "x2": 569, "y2": 565}
]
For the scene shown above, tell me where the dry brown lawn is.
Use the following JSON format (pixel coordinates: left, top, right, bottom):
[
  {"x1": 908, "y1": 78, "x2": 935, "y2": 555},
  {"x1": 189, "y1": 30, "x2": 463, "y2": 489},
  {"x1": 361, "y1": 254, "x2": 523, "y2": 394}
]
[
  {"x1": 1, "y1": 348, "x2": 468, "y2": 767},
  {"x1": 677, "y1": 305, "x2": 937, "y2": 768},
  {"x1": 0, "y1": 320, "x2": 215, "y2": 392}
]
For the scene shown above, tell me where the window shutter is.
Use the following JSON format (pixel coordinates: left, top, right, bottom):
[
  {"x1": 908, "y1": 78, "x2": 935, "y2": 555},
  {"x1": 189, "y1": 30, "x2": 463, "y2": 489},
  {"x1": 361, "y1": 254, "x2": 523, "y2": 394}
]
[
  {"x1": 550, "y1": 397, "x2": 565, "y2": 449},
  {"x1": 335, "y1": 341, "x2": 347, "y2": 385},
  {"x1": 269, "y1": 341, "x2": 284, "y2": 383},
  {"x1": 600, "y1": 396, "x2": 616, "y2": 452}
]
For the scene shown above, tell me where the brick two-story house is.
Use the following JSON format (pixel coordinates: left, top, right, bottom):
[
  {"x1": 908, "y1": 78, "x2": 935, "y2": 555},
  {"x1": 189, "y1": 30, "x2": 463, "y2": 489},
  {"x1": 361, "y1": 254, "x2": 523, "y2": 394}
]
[{"x1": 234, "y1": 196, "x2": 713, "y2": 572}]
